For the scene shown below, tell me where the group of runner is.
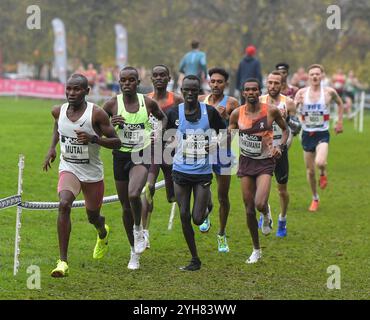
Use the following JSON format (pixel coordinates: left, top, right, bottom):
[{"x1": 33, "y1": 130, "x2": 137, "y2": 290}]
[{"x1": 43, "y1": 62, "x2": 343, "y2": 276}]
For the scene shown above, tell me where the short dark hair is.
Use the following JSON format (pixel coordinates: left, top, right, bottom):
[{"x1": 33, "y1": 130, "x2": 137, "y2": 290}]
[
  {"x1": 275, "y1": 62, "x2": 289, "y2": 71},
  {"x1": 152, "y1": 64, "x2": 170, "y2": 76},
  {"x1": 191, "y1": 40, "x2": 200, "y2": 49},
  {"x1": 183, "y1": 74, "x2": 201, "y2": 86},
  {"x1": 208, "y1": 67, "x2": 229, "y2": 82},
  {"x1": 68, "y1": 74, "x2": 89, "y2": 89},
  {"x1": 243, "y1": 78, "x2": 261, "y2": 90},
  {"x1": 270, "y1": 70, "x2": 283, "y2": 79},
  {"x1": 120, "y1": 66, "x2": 139, "y2": 79}
]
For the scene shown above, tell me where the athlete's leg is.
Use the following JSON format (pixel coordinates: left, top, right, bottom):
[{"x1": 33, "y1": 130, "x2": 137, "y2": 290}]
[
  {"x1": 192, "y1": 183, "x2": 212, "y2": 225},
  {"x1": 174, "y1": 182, "x2": 198, "y2": 258},
  {"x1": 277, "y1": 183, "x2": 289, "y2": 218},
  {"x1": 315, "y1": 142, "x2": 329, "y2": 177},
  {"x1": 162, "y1": 164, "x2": 176, "y2": 203},
  {"x1": 115, "y1": 180, "x2": 134, "y2": 247},
  {"x1": 255, "y1": 174, "x2": 272, "y2": 215},
  {"x1": 82, "y1": 180, "x2": 107, "y2": 239},
  {"x1": 128, "y1": 165, "x2": 149, "y2": 227},
  {"x1": 304, "y1": 151, "x2": 317, "y2": 198},
  {"x1": 240, "y1": 176, "x2": 259, "y2": 249},
  {"x1": 216, "y1": 174, "x2": 231, "y2": 235},
  {"x1": 57, "y1": 172, "x2": 81, "y2": 262},
  {"x1": 141, "y1": 164, "x2": 160, "y2": 229}
]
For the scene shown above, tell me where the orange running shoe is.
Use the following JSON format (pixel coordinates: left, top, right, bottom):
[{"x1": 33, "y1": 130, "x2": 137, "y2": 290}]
[
  {"x1": 309, "y1": 199, "x2": 319, "y2": 212},
  {"x1": 319, "y1": 175, "x2": 328, "y2": 189}
]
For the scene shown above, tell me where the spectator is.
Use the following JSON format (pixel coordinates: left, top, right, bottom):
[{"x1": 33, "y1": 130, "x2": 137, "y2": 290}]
[
  {"x1": 178, "y1": 40, "x2": 207, "y2": 92},
  {"x1": 236, "y1": 45, "x2": 262, "y2": 103}
]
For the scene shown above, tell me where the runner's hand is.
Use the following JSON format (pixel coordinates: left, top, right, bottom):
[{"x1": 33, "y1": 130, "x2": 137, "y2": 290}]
[
  {"x1": 43, "y1": 148, "x2": 56, "y2": 171},
  {"x1": 334, "y1": 122, "x2": 343, "y2": 135},
  {"x1": 111, "y1": 115, "x2": 125, "y2": 128}
]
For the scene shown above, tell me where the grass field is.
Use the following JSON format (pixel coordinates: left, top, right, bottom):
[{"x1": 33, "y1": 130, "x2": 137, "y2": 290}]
[{"x1": 0, "y1": 97, "x2": 369, "y2": 300}]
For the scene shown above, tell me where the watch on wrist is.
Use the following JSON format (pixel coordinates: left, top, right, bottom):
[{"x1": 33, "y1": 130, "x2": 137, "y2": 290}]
[{"x1": 91, "y1": 135, "x2": 99, "y2": 144}]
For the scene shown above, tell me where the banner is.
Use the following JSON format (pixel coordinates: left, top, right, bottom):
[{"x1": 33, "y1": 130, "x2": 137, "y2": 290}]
[
  {"x1": 0, "y1": 78, "x2": 65, "y2": 99},
  {"x1": 115, "y1": 24, "x2": 128, "y2": 70},
  {"x1": 52, "y1": 18, "x2": 67, "y2": 84}
]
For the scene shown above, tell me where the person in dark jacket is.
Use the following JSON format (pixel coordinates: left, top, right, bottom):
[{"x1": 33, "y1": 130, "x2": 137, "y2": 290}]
[{"x1": 236, "y1": 45, "x2": 263, "y2": 104}]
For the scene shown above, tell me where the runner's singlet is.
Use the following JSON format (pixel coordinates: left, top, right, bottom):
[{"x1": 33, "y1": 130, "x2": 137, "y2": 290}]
[
  {"x1": 116, "y1": 93, "x2": 152, "y2": 152},
  {"x1": 261, "y1": 94, "x2": 291, "y2": 146},
  {"x1": 238, "y1": 103, "x2": 273, "y2": 159},
  {"x1": 301, "y1": 85, "x2": 330, "y2": 132},
  {"x1": 147, "y1": 91, "x2": 174, "y2": 131},
  {"x1": 173, "y1": 103, "x2": 213, "y2": 175},
  {"x1": 58, "y1": 102, "x2": 103, "y2": 182}
]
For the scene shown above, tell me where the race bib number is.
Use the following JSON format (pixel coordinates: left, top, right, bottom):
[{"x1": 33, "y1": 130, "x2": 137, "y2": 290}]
[
  {"x1": 305, "y1": 112, "x2": 324, "y2": 128},
  {"x1": 118, "y1": 123, "x2": 146, "y2": 148},
  {"x1": 60, "y1": 135, "x2": 89, "y2": 164},
  {"x1": 182, "y1": 133, "x2": 209, "y2": 159},
  {"x1": 239, "y1": 133, "x2": 262, "y2": 157},
  {"x1": 148, "y1": 114, "x2": 159, "y2": 131}
]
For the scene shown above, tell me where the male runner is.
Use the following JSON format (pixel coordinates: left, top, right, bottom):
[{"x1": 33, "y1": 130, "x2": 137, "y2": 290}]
[
  {"x1": 167, "y1": 75, "x2": 226, "y2": 270},
  {"x1": 103, "y1": 67, "x2": 167, "y2": 270},
  {"x1": 198, "y1": 67, "x2": 239, "y2": 252},
  {"x1": 259, "y1": 71, "x2": 300, "y2": 237},
  {"x1": 275, "y1": 62, "x2": 298, "y2": 99},
  {"x1": 141, "y1": 64, "x2": 183, "y2": 247},
  {"x1": 294, "y1": 64, "x2": 343, "y2": 212},
  {"x1": 43, "y1": 74, "x2": 121, "y2": 277},
  {"x1": 229, "y1": 78, "x2": 288, "y2": 263}
]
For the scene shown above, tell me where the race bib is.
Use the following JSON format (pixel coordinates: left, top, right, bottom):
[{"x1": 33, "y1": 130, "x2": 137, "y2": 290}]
[
  {"x1": 118, "y1": 123, "x2": 146, "y2": 148},
  {"x1": 148, "y1": 114, "x2": 159, "y2": 131},
  {"x1": 60, "y1": 135, "x2": 89, "y2": 164},
  {"x1": 182, "y1": 133, "x2": 209, "y2": 159},
  {"x1": 305, "y1": 112, "x2": 324, "y2": 128},
  {"x1": 239, "y1": 133, "x2": 262, "y2": 157},
  {"x1": 272, "y1": 122, "x2": 282, "y2": 142}
]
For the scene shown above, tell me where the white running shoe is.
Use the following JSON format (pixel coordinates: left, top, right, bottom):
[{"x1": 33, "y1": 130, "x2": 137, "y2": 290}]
[
  {"x1": 246, "y1": 249, "x2": 262, "y2": 264},
  {"x1": 261, "y1": 204, "x2": 273, "y2": 236},
  {"x1": 127, "y1": 251, "x2": 141, "y2": 270},
  {"x1": 133, "y1": 226, "x2": 147, "y2": 254},
  {"x1": 143, "y1": 229, "x2": 150, "y2": 249}
]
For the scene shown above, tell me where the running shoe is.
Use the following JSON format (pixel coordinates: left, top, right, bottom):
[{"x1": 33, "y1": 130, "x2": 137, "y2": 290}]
[
  {"x1": 261, "y1": 205, "x2": 273, "y2": 235},
  {"x1": 217, "y1": 234, "x2": 229, "y2": 253},
  {"x1": 199, "y1": 217, "x2": 211, "y2": 233},
  {"x1": 276, "y1": 219, "x2": 287, "y2": 237},
  {"x1": 51, "y1": 259, "x2": 69, "y2": 277},
  {"x1": 319, "y1": 175, "x2": 328, "y2": 189},
  {"x1": 127, "y1": 251, "x2": 141, "y2": 270},
  {"x1": 179, "y1": 257, "x2": 201, "y2": 271},
  {"x1": 309, "y1": 199, "x2": 319, "y2": 212},
  {"x1": 246, "y1": 249, "x2": 262, "y2": 264},
  {"x1": 133, "y1": 227, "x2": 147, "y2": 254},
  {"x1": 93, "y1": 224, "x2": 110, "y2": 259}
]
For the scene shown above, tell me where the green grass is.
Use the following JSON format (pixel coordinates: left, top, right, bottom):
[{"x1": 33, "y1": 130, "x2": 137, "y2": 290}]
[{"x1": 0, "y1": 97, "x2": 369, "y2": 300}]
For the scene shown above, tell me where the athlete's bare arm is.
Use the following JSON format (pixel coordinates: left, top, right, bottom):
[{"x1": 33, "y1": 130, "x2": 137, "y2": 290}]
[
  {"x1": 226, "y1": 97, "x2": 240, "y2": 116},
  {"x1": 43, "y1": 105, "x2": 61, "y2": 171},
  {"x1": 103, "y1": 97, "x2": 125, "y2": 128},
  {"x1": 294, "y1": 88, "x2": 306, "y2": 112},
  {"x1": 286, "y1": 96, "x2": 297, "y2": 116},
  {"x1": 270, "y1": 106, "x2": 288, "y2": 158},
  {"x1": 328, "y1": 87, "x2": 344, "y2": 134},
  {"x1": 74, "y1": 106, "x2": 121, "y2": 149},
  {"x1": 145, "y1": 96, "x2": 168, "y2": 131}
]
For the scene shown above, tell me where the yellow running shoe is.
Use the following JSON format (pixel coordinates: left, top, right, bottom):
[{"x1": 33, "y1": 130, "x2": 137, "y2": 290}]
[
  {"x1": 93, "y1": 224, "x2": 110, "y2": 259},
  {"x1": 51, "y1": 259, "x2": 69, "y2": 278}
]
